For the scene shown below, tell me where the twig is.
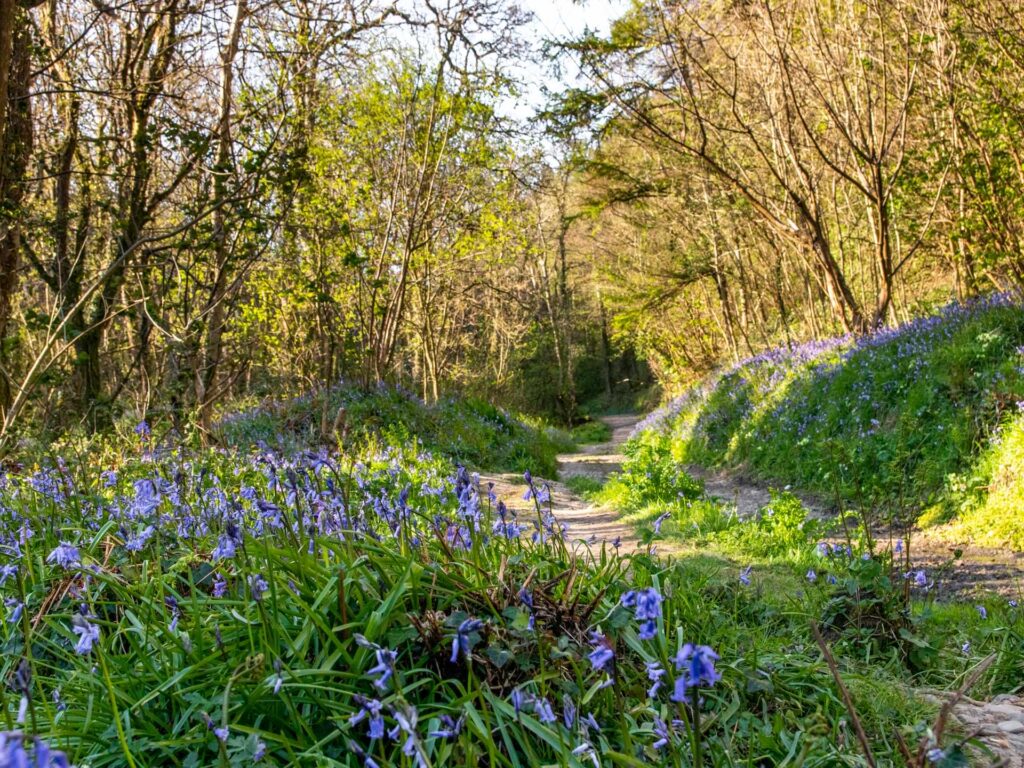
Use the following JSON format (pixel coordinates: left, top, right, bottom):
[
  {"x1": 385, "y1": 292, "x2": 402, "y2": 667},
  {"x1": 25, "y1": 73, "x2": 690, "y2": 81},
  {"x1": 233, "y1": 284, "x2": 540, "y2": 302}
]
[{"x1": 810, "y1": 621, "x2": 877, "y2": 768}]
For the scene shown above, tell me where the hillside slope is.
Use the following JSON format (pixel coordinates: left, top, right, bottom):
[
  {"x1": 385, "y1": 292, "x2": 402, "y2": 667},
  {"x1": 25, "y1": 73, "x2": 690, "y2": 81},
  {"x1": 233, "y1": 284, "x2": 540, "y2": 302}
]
[{"x1": 631, "y1": 295, "x2": 1024, "y2": 548}]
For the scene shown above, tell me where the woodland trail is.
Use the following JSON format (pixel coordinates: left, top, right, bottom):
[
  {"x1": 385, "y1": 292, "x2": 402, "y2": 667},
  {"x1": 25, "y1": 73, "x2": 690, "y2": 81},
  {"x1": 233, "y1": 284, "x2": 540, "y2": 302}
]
[{"x1": 481, "y1": 414, "x2": 650, "y2": 554}]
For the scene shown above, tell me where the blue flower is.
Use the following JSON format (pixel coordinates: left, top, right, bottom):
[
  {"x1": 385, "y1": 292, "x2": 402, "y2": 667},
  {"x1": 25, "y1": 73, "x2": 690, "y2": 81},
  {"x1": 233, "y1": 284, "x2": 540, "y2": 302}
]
[
  {"x1": 635, "y1": 588, "x2": 662, "y2": 621},
  {"x1": 5, "y1": 598, "x2": 23, "y2": 625},
  {"x1": 533, "y1": 697, "x2": 556, "y2": 724},
  {"x1": 646, "y1": 661, "x2": 666, "y2": 698},
  {"x1": 652, "y1": 717, "x2": 671, "y2": 750},
  {"x1": 739, "y1": 565, "x2": 752, "y2": 586},
  {"x1": 247, "y1": 574, "x2": 268, "y2": 601},
  {"x1": 429, "y1": 713, "x2": 465, "y2": 740},
  {"x1": 213, "y1": 574, "x2": 228, "y2": 598},
  {"x1": 46, "y1": 542, "x2": 80, "y2": 570},
  {"x1": 976, "y1": 605, "x2": 987, "y2": 620},
  {"x1": 350, "y1": 695, "x2": 385, "y2": 740},
  {"x1": 806, "y1": 569, "x2": 817, "y2": 583},
  {"x1": 214, "y1": 726, "x2": 229, "y2": 743},
  {"x1": 587, "y1": 632, "x2": 614, "y2": 672},
  {"x1": 670, "y1": 643, "x2": 721, "y2": 704},
  {"x1": 450, "y1": 618, "x2": 484, "y2": 663},
  {"x1": 652, "y1": 511, "x2": 671, "y2": 533},
  {"x1": 0, "y1": 565, "x2": 16, "y2": 587},
  {"x1": 71, "y1": 614, "x2": 100, "y2": 655}
]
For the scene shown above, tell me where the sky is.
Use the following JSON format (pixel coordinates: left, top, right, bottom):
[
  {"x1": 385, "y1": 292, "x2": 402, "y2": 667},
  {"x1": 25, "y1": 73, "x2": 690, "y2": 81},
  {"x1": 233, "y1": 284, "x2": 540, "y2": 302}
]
[{"x1": 502, "y1": 0, "x2": 631, "y2": 121}]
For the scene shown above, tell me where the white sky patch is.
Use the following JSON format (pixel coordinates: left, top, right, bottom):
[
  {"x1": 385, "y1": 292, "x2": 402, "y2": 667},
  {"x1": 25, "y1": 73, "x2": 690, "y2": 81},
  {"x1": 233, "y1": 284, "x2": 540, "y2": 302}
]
[{"x1": 502, "y1": 0, "x2": 630, "y2": 121}]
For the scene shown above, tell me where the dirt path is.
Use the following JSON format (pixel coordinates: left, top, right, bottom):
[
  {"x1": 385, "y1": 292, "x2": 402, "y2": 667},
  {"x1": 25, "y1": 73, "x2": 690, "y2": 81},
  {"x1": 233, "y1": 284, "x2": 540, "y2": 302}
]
[{"x1": 481, "y1": 415, "x2": 648, "y2": 554}]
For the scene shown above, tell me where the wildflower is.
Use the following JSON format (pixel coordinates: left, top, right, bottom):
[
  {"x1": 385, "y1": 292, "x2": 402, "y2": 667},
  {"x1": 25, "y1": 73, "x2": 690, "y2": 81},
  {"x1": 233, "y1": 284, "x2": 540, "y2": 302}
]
[
  {"x1": 363, "y1": 645, "x2": 397, "y2": 692},
  {"x1": 646, "y1": 661, "x2": 666, "y2": 698},
  {"x1": 671, "y1": 643, "x2": 721, "y2": 704},
  {"x1": 213, "y1": 573, "x2": 227, "y2": 598},
  {"x1": 429, "y1": 713, "x2": 465, "y2": 740},
  {"x1": 587, "y1": 632, "x2": 614, "y2": 672},
  {"x1": 46, "y1": 542, "x2": 80, "y2": 570},
  {"x1": 961, "y1": 641, "x2": 971, "y2": 655},
  {"x1": 214, "y1": 726, "x2": 229, "y2": 743},
  {"x1": 926, "y1": 747, "x2": 946, "y2": 763},
  {"x1": 253, "y1": 740, "x2": 267, "y2": 761},
  {"x1": 806, "y1": 569, "x2": 817, "y2": 583},
  {"x1": 582, "y1": 712, "x2": 601, "y2": 733},
  {"x1": 559, "y1": 696, "x2": 577, "y2": 729},
  {"x1": 350, "y1": 695, "x2": 385, "y2": 740},
  {"x1": 0, "y1": 564, "x2": 17, "y2": 587},
  {"x1": 572, "y1": 742, "x2": 599, "y2": 768},
  {"x1": 5, "y1": 598, "x2": 23, "y2": 625},
  {"x1": 739, "y1": 565, "x2": 752, "y2": 586},
  {"x1": 510, "y1": 688, "x2": 529, "y2": 714},
  {"x1": 1010, "y1": 600, "x2": 1019, "y2": 608},
  {"x1": 450, "y1": 618, "x2": 484, "y2": 663},
  {"x1": 247, "y1": 574, "x2": 268, "y2": 601},
  {"x1": 976, "y1": 605, "x2": 987, "y2": 620},
  {"x1": 71, "y1": 614, "x2": 100, "y2": 655},
  {"x1": 895, "y1": 539, "x2": 903, "y2": 554},
  {"x1": 135, "y1": 420, "x2": 151, "y2": 438},
  {"x1": 652, "y1": 511, "x2": 671, "y2": 533},
  {"x1": 611, "y1": 536, "x2": 621, "y2": 550},
  {"x1": 652, "y1": 716, "x2": 671, "y2": 750},
  {"x1": 912, "y1": 570, "x2": 928, "y2": 588},
  {"x1": 533, "y1": 697, "x2": 556, "y2": 724}
]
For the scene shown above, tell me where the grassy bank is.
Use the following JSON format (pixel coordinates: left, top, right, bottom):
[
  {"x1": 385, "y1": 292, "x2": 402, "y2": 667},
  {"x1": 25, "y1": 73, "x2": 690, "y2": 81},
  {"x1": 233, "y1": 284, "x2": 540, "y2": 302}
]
[{"x1": 628, "y1": 296, "x2": 1024, "y2": 548}]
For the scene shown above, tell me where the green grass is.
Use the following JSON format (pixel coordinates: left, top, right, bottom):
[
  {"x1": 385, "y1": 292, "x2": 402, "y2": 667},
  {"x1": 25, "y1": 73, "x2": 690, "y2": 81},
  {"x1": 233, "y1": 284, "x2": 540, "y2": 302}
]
[
  {"x1": 562, "y1": 474, "x2": 605, "y2": 497},
  {"x1": 569, "y1": 420, "x2": 612, "y2": 444},
  {"x1": 2, "y1": 434, "x2": 1021, "y2": 767}
]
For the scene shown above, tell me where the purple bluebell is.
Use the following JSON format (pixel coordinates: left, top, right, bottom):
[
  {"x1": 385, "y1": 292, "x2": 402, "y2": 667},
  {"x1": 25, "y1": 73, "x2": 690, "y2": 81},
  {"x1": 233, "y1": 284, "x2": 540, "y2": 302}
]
[
  {"x1": 671, "y1": 643, "x2": 721, "y2": 704},
  {"x1": 5, "y1": 598, "x2": 23, "y2": 625},
  {"x1": 739, "y1": 565, "x2": 752, "y2": 586},
  {"x1": 533, "y1": 697, "x2": 556, "y2": 724},
  {"x1": 429, "y1": 713, "x2": 465, "y2": 740},
  {"x1": 646, "y1": 661, "x2": 666, "y2": 698},
  {"x1": 652, "y1": 717, "x2": 671, "y2": 750},
  {"x1": 652, "y1": 511, "x2": 670, "y2": 533},
  {"x1": 350, "y1": 695, "x2": 385, "y2": 740},
  {"x1": 247, "y1": 574, "x2": 268, "y2": 601},
  {"x1": 71, "y1": 614, "x2": 100, "y2": 655},
  {"x1": 46, "y1": 542, "x2": 80, "y2": 570},
  {"x1": 450, "y1": 618, "x2": 484, "y2": 663},
  {"x1": 976, "y1": 605, "x2": 987, "y2": 620},
  {"x1": 365, "y1": 647, "x2": 397, "y2": 692},
  {"x1": 587, "y1": 632, "x2": 614, "y2": 672}
]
